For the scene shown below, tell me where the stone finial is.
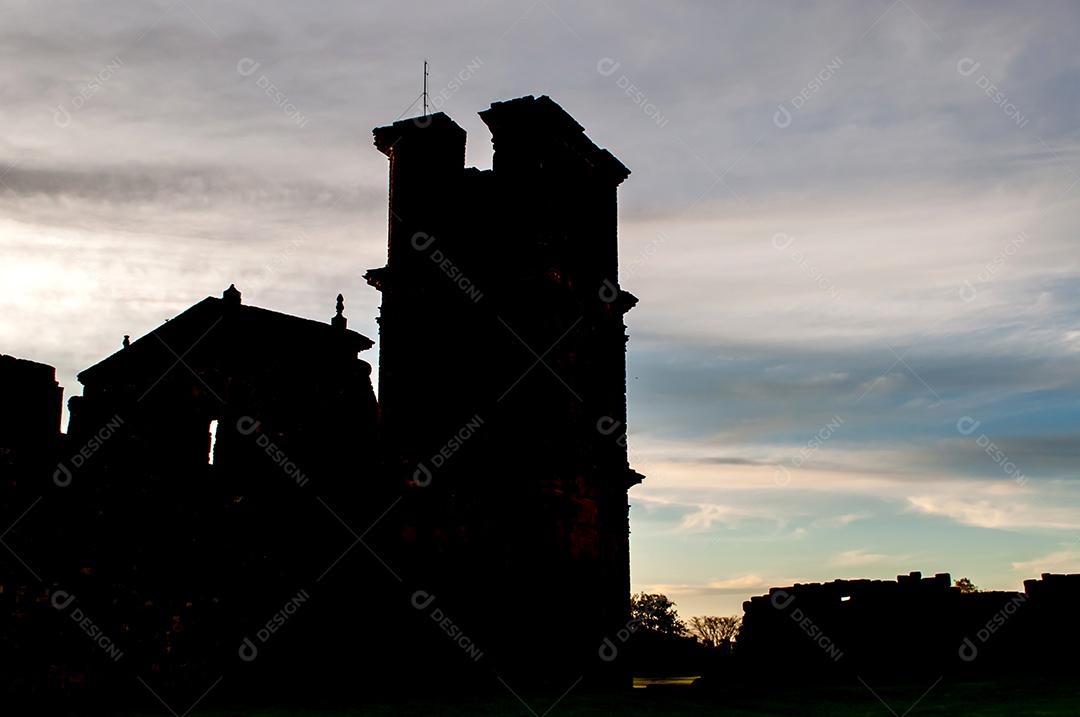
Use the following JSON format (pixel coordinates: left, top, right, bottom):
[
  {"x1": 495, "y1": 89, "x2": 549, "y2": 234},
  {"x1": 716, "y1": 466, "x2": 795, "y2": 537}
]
[
  {"x1": 122, "y1": 335, "x2": 130, "y2": 349},
  {"x1": 223, "y1": 284, "x2": 241, "y2": 306},
  {"x1": 332, "y1": 293, "x2": 347, "y2": 330}
]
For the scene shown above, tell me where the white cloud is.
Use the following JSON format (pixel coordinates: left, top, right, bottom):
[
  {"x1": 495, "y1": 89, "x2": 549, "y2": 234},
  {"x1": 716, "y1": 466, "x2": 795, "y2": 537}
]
[
  {"x1": 830, "y1": 549, "x2": 899, "y2": 567},
  {"x1": 678, "y1": 504, "x2": 740, "y2": 532},
  {"x1": 643, "y1": 574, "x2": 776, "y2": 596},
  {"x1": 907, "y1": 495, "x2": 1080, "y2": 531},
  {"x1": 813, "y1": 513, "x2": 872, "y2": 529},
  {"x1": 1012, "y1": 549, "x2": 1080, "y2": 575}
]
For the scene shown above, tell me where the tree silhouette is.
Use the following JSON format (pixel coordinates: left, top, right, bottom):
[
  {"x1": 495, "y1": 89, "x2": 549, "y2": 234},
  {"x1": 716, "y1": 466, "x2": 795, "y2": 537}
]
[
  {"x1": 630, "y1": 592, "x2": 687, "y2": 636},
  {"x1": 955, "y1": 577, "x2": 980, "y2": 593},
  {"x1": 689, "y1": 615, "x2": 742, "y2": 647}
]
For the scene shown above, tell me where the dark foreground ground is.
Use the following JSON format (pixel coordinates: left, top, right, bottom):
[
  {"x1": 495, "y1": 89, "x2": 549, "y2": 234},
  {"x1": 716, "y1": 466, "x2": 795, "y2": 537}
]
[{"x1": 115, "y1": 678, "x2": 1080, "y2": 717}]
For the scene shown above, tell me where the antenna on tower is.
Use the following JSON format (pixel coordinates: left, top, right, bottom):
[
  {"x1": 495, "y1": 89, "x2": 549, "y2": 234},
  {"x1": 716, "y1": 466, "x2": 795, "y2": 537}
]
[{"x1": 422, "y1": 60, "x2": 429, "y2": 116}]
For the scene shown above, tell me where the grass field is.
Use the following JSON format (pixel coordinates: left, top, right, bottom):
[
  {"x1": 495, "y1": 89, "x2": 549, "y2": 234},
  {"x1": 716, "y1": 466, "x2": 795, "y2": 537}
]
[{"x1": 120, "y1": 678, "x2": 1080, "y2": 716}]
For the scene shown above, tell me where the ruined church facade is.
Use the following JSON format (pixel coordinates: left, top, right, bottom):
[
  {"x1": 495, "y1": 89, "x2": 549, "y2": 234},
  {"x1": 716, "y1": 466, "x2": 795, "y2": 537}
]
[{"x1": 1, "y1": 96, "x2": 642, "y2": 696}]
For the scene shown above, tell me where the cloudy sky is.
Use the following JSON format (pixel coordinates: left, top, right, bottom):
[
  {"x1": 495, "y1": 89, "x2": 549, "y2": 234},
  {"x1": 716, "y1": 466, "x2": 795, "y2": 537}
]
[{"x1": 3, "y1": 0, "x2": 1079, "y2": 617}]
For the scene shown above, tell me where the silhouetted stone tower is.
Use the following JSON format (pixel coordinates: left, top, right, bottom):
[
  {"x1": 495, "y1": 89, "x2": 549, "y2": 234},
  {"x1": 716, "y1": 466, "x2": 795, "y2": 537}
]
[{"x1": 366, "y1": 96, "x2": 643, "y2": 683}]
